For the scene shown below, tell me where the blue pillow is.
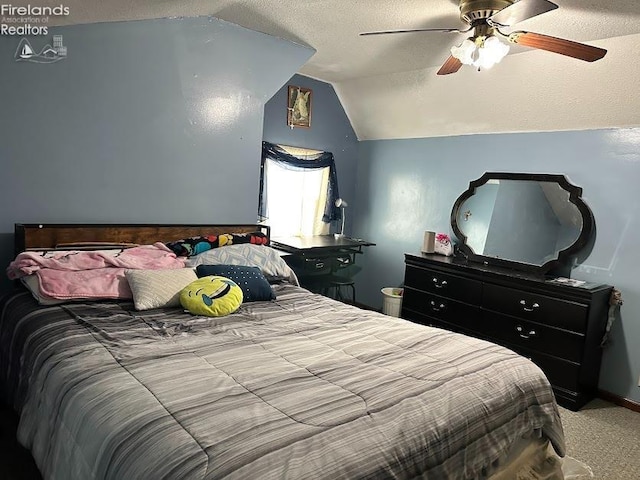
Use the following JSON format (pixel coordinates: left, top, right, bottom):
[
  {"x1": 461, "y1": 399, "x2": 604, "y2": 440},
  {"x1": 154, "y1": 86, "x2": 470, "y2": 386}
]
[{"x1": 195, "y1": 265, "x2": 275, "y2": 302}]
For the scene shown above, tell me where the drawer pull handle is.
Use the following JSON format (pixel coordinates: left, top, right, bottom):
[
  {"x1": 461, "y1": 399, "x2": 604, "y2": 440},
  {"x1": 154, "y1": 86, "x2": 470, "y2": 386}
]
[
  {"x1": 516, "y1": 325, "x2": 537, "y2": 339},
  {"x1": 429, "y1": 300, "x2": 446, "y2": 312},
  {"x1": 432, "y1": 278, "x2": 448, "y2": 289},
  {"x1": 519, "y1": 300, "x2": 540, "y2": 312}
]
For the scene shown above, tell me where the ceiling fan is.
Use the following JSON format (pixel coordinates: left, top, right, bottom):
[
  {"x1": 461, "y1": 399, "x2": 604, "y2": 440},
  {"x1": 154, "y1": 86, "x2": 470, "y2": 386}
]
[{"x1": 360, "y1": 0, "x2": 607, "y2": 75}]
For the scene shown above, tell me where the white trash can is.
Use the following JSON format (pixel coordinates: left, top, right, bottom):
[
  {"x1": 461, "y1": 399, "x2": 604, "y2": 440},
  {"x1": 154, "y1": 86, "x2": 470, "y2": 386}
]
[{"x1": 381, "y1": 287, "x2": 403, "y2": 317}]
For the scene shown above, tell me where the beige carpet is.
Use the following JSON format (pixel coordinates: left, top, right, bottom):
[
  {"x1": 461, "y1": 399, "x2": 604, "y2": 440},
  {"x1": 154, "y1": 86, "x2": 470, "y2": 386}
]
[{"x1": 559, "y1": 398, "x2": 640, "y2": 480}]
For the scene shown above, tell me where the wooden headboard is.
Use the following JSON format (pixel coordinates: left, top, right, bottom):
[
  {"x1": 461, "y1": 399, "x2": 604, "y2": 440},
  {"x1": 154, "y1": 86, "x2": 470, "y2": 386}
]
[{"x1": 14, "y1": 224, "x2": 270, "y2": 255}]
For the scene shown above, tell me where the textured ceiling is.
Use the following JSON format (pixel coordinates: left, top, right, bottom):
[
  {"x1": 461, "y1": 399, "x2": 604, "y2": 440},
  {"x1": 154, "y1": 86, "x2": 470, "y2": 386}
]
[{"x1": 35, "y1": 0, "x2": 640, "y2": 139}]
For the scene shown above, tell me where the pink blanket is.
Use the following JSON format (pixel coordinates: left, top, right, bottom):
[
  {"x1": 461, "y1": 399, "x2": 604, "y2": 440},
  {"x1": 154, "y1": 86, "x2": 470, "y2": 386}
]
[{"x1": 7, "y1": 243, "x2": 185, "y2": 300}]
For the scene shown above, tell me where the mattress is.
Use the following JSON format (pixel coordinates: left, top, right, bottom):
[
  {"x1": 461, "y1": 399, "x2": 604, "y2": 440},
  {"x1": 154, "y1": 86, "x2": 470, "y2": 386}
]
[{"x1": 0, "y1": 284, "x2": 565, "y2": 480}]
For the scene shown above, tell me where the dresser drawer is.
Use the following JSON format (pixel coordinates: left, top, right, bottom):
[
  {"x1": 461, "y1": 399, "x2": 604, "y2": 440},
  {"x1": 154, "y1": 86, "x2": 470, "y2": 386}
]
[
  {"x1": 401, "y1": 307, "x2": 480, "y2": 338},
  {"x1": 403, "y1": 287, "x2": 481, "y2": 332},
  {"x1": 483, "y1": 283, "x2": 588, "y2": 333},
  {"x1": 483, "y1": 311, "x2": 584, "y2": 363},
  {"x1": 513, "y1": 345, "x2": 582, "y2": 394},
  {"x1": 404, "y1": 265, "x2": 482, "y2": 305},
  {"x1": 284, "y1": 255, "x2": 332, "y2": 276},
  {"x1": 401, "y1": 308, "x2": 446, "y2": 329}
]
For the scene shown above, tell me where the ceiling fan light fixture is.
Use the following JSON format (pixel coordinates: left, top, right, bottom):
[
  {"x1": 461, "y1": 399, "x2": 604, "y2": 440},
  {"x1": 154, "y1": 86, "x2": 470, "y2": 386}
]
[
  {"x1": 475, "y1": 35, "x2": 510, "y2": 69},
  {"x1": 451, "y1": 35, "x2": 510, "y2": 70},
  {"x1": 450, "y1": 38, "x2": 477, "y2": 65}
]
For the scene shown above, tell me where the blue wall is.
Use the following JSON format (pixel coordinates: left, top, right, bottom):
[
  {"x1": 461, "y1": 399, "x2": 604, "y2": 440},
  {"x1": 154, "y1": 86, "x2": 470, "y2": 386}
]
[
  {"x1": 354, "y1": 128, "x2": 640, "y2": 402},
  {"x1": 0, "y1": 17, "x2": 313, "y2": 291},
  {"x1": 263, "y1": 74, "x2": 359, "y2": 234}
]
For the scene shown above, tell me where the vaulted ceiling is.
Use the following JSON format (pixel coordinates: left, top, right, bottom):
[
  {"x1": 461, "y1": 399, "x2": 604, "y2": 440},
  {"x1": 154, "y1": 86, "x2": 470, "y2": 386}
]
[{"x1": 42, "y1": 0, "x2": 640, "y2": 139}]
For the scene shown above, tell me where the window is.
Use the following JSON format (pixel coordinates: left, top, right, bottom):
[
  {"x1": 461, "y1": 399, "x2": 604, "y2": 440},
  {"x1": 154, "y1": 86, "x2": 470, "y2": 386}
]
[
  {"x1": 258, "y1": 142, "x2": 342, "y2": 237},
  {"x1": 264, "y1": 159, "x2": 330, "y2": 237}
]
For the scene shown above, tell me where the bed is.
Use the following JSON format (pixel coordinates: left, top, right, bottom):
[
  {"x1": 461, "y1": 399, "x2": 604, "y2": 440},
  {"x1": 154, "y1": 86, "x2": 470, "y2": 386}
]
[{"x1": 1, "y1": 224, "x2": 566, "y2": 480}]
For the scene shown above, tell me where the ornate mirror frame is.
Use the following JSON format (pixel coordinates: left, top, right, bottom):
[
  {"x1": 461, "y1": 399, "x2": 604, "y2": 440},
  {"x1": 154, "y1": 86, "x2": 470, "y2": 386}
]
[{"x1": 450, "y1": 172, "x2": 595, "y2": 275}]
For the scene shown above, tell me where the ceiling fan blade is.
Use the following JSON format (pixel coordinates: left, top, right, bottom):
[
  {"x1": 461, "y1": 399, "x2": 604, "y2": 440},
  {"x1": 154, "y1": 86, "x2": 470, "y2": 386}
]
[
  {"x1": 489, "y1": 0, "x2": 558, "y2": 27},
  {"x1": 437, "y1": 55, "x2": 463, "y2": 75},
  {"x1": 360, "y1": 27, "x2": 470, "y2": 36},
  {"x1": 509, "y1": 31, "x2": 607, "y2": 62}
]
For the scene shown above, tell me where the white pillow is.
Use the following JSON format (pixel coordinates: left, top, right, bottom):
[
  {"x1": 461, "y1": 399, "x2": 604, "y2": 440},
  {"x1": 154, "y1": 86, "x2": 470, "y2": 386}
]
[
  {"x1": 21, "y1": 275, "x2": 66, "y2": 305},
  {"x1": 184, "y1": 244, "x2": 298, "y2": 285},
  {"x1": 125, "y1": 268, "x2": 197, "y2": 311}
]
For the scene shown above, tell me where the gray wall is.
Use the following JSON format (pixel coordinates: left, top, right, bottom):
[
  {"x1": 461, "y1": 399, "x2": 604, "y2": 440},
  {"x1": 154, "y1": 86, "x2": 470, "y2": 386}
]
[
  {"x1": 0, "y1": 17, "x2": 313, "y2": 291},
  {"x1": 353, "y1": 128, "x2": 640, "y2": 403},
  {"x1": 263, "y1": 74, "x2": 359, "y2": 234}
]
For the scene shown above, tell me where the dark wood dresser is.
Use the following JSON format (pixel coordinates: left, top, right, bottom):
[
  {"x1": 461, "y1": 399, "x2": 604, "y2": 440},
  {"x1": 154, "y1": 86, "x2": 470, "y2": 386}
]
[{"x1": 402, "y1": 253, "x2": 612, "y2": 411}]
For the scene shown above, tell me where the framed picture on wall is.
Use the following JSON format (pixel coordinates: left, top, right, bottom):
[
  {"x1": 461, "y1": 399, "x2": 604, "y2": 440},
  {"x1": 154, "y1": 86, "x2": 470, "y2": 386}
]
[{"x1": 287, "y1": 85, "x2": 312, "y2": 128}]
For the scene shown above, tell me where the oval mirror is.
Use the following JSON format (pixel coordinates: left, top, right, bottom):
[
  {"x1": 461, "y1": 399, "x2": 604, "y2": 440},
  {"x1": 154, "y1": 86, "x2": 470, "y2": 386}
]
[{"x1": 451, "y1": 173, "x2": 594, "y2": 274}]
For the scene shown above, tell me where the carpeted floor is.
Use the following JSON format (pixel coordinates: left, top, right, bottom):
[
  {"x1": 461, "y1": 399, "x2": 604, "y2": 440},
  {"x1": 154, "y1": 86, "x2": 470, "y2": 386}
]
[
  {"x1": 559, "y1": 398, "x2": 640, "y2": 479},
  {"x1": 1, "y1": 398, "x2": 639, "y2": 479}
]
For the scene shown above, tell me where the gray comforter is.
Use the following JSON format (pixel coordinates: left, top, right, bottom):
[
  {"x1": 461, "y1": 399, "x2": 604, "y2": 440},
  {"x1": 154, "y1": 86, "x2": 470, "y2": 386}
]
[{"x1": 0, "y1": 285, "x2": 565, "y2": 480}]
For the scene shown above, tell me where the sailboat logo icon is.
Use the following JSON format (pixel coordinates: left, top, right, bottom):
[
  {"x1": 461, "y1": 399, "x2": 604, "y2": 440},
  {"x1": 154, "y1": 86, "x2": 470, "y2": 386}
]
[
  {"x1": 19, "y1": 42, "x2": 35, "y2": 59},
  {"x1": 14, "y1": 37, "x2": 67, "y2": 63}
]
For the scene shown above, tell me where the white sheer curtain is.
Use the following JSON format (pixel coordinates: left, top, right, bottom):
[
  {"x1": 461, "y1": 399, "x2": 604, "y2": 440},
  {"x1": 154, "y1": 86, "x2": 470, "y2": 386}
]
[{"x1": 264, "y1": 158, "x2": 330, "y2": 237}]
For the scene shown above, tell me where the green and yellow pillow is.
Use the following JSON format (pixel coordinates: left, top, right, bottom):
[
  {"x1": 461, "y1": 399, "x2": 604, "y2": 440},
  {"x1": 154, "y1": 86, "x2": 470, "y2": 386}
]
[{"x1": 180, "y1": 276, "x2": 243, "y2": 317}]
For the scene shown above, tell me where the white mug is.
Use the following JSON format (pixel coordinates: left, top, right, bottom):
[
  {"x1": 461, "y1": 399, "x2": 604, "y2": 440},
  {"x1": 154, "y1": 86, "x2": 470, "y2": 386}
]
[{"x1": 422, "y1": 231, "x2": 435, "y2": 254}]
